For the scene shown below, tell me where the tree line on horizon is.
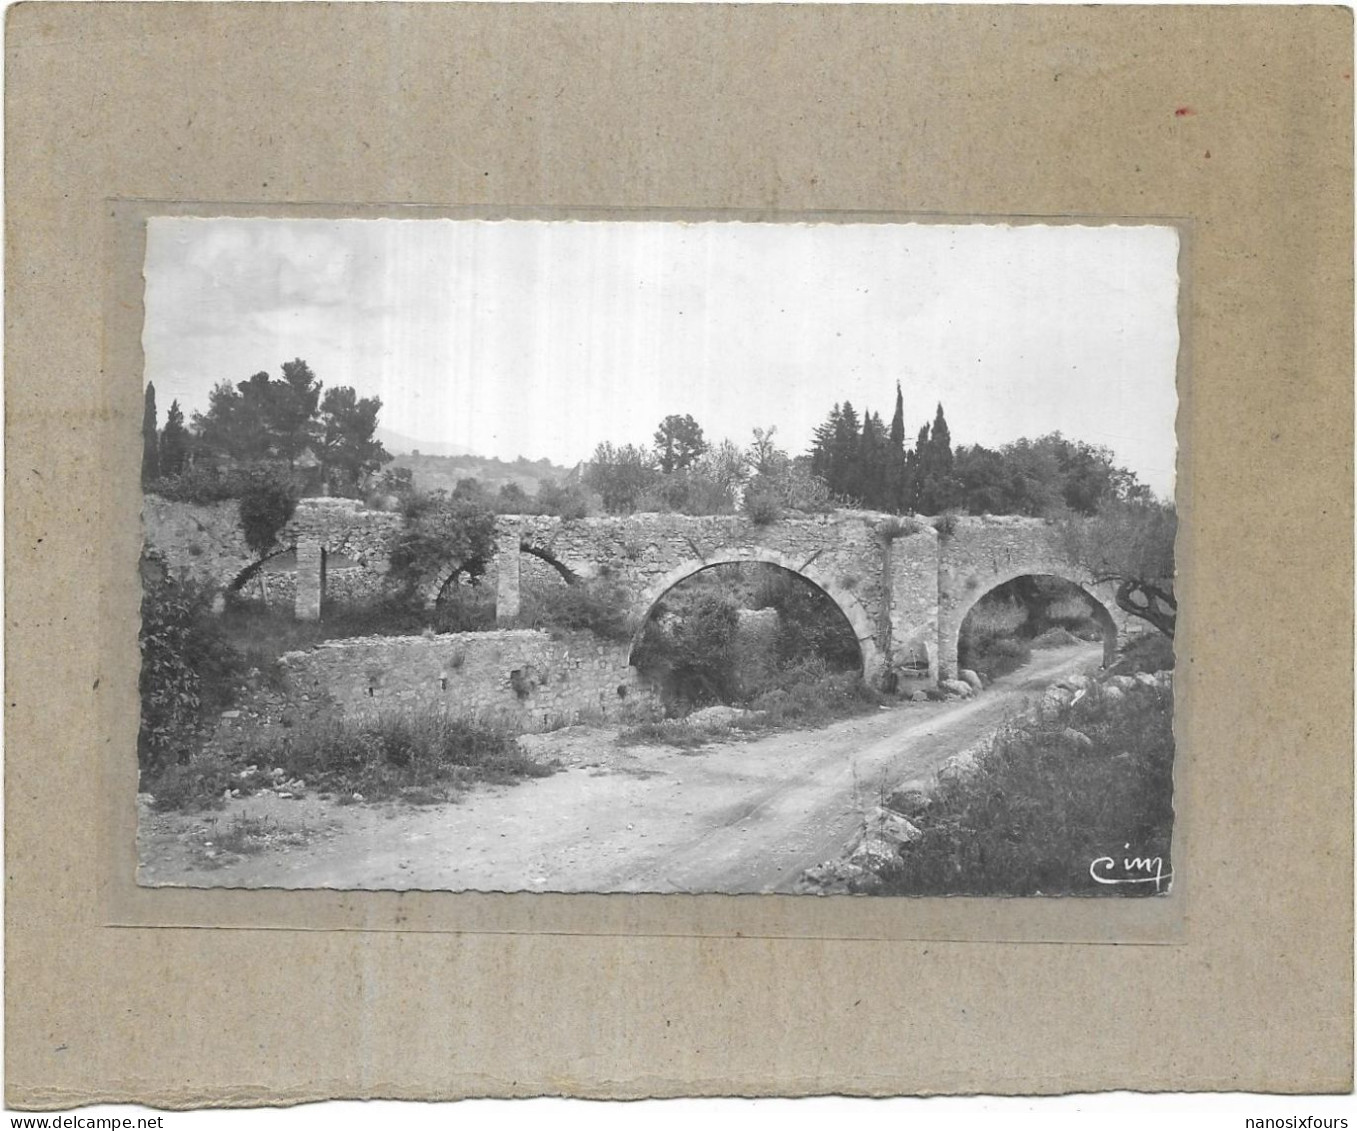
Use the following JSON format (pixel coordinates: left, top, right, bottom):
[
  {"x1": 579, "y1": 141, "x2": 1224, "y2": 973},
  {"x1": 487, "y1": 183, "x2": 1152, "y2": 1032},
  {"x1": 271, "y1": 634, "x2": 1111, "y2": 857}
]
[
  {"x1": 142, "y1": 365, "x2": 1157, "y2": 524},
  {"x1": 581, "y1": 385, "x2": 1156, "y2": 520},
  {"x1": 808, "y1": 384, "x2": 1154, "y2": 517}
]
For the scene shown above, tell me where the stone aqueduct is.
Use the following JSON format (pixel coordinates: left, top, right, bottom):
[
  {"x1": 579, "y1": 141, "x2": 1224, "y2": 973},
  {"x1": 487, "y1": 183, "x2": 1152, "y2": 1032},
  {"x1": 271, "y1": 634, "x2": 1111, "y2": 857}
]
[{"x1": 258, "y1": 497, "x2": 1131, "y2": 682}]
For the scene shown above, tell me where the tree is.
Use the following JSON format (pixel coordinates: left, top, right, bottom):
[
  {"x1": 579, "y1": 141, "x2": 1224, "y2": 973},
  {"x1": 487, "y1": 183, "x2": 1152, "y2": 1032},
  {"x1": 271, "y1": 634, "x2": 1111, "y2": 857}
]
[
  {"x1": 633, "y1": 591, "x2": 742, "y2": 704},
  {"x1": 138, "y1": 564, "x2": 243, "y2": 776},
  {"x1": 917, "y1": 404, "x2": 961, "y2": 513},
  {"x1": 747, "y1": 426, "x2": 782, "y2": 478},
  {"x1": 1059, "y1": 500, "x2": 1177, "y2": 637},
  {"x1": 832, "y1": 402, "x2": 863, "y2": 500},
  {"x1": 583, "y1": 443, "x2": 659, "y2": 513},
  {"x1": 389, "y1": 493, "x2": 498, "y2": 597},
  {"x1": 886, "y1": 383, "x2": 908, "y2": 511},
  {"x1": 142, "y1": 383, "x2": 159, "y2": 486},
  {"x1": 653, "y1": 414, "x2": 709, "y2": 474},
  {"x1": 318, "y1": 385, "x2": 391, "y2": 494},
  {"x1": 237, "y1": 471, "x2": 300, "y2": 557},
  {"x1": 192, "y1": 359, "x2": 323, "y2": 465},
  {"x1": 158, "y1": 399, "x2": 190, "y2": 477},
  {"x1": 857, "y1": 410, "x2": 887, "y2": 509}
]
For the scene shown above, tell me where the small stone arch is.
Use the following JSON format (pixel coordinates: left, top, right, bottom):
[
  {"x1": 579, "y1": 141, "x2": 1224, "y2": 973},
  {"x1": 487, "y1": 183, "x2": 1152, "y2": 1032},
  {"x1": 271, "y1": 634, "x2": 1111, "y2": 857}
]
[
  {"x1": 520, "y1": 542, "x2": 579, "y2": 584},
  {"x1": 226, "y1": 544, "x2": 297, "y2": 594},
  {"x1": 629, "y1": 548, "x2": 885, "y2": 681},
  {"x1": 941, "y1": 564, "x2": 1120, "y2": 678}
]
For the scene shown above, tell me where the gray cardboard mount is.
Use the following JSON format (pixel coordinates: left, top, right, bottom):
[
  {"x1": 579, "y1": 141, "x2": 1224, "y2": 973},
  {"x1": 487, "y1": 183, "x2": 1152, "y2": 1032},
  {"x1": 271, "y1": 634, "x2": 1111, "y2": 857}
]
[{"x1": 5, "y1": 2, "x2": 1352, "y2": 1104}]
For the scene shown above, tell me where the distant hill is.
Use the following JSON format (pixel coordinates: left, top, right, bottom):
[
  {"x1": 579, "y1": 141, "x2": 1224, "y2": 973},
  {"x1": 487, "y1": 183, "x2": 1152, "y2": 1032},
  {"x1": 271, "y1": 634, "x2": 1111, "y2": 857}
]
[
  {"x1": 374, "y1": 427, "x2": 475, "y2": 459},
  {"x1": 388, "y1": 451, "x2": 578, "y2": 496}
]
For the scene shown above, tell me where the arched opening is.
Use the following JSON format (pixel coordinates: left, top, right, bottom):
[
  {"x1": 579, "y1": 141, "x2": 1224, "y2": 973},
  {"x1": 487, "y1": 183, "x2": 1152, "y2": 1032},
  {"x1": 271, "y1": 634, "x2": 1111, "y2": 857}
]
[
  {"x1": 426, "y1": 555, "x2": 496, "y2": 631},
  {"x1": 226, "y1": 545, "x2": 298, "y2": 607},
  {"x1": 520, "y1": 543, "x2": 578, "y2": 584},
  {"x1": 956, "y1": 573, "x2": 1116, "y2": 681},
  {"x1": 629, "y1": 559, "x2": 868, "y2": 713}
]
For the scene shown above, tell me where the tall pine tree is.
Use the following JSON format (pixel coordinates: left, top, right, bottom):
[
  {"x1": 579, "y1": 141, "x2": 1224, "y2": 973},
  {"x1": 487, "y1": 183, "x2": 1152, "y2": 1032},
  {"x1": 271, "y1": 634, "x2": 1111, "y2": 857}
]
[
  {"x1": 833, "y1": 402, "x2": 862, "y2": 500},
  {"x1": 141, "y1": 383, "x2": 159, "y2": 486}
]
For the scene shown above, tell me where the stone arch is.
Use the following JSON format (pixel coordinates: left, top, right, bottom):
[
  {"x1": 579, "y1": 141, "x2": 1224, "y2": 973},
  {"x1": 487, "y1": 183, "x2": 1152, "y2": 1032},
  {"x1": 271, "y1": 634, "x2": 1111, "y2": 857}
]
[
  {"x1": 940, "y1": 563, "x2": 1120, "y2": 679},
  {"x1": 629, "y1": 547, "x2": 884, "y2": 681},
  {"x1": 422, "y1": 559, "x2": 485, "y2": 608},
  {"x1": 520, "y1": 543, "x2": 579, "y2": 584},
  {"x1": 226, "y1": 544, "x2": 297, "y2": 594}
]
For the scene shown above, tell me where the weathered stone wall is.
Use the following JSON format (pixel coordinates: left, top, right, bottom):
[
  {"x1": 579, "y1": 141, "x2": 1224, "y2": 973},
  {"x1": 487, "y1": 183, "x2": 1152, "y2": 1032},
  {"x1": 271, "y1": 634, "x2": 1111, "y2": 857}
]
[
  {"x1": 502, "y1": 511, "x2": 892, "y2": 678},
  {"x1": 145, "y1": 493, "x2": 1127, "y2": 687},
  {"x1": 142, "y1": 495, "x2": 254, "y2": 587},
  {"x1": 143, "y1": 494, "x2": 403, "y2": 603},
  {"x1": 233, "y1": 565, "x2": 383, "y2": 612},
  {"x1": 278, "y1": 629, "x2": 653, "y2": 731}
]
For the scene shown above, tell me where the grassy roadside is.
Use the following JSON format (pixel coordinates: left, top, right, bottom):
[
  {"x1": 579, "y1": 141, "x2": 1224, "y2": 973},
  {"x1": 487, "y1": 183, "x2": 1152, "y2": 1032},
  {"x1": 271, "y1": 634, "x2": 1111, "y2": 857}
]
[
  {"x1": 148, "y1": 711, "x2": 556, "y2": 811},
  {"x1": 872, "y1": 675, "x2": 1174, "y2": 896}
]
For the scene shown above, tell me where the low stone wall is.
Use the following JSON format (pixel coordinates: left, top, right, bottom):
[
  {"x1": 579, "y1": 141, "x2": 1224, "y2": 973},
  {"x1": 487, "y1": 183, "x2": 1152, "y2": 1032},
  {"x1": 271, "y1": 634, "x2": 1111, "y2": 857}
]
[{"x1": 278, "y1": 629, "x2": 653, "y2": 731}]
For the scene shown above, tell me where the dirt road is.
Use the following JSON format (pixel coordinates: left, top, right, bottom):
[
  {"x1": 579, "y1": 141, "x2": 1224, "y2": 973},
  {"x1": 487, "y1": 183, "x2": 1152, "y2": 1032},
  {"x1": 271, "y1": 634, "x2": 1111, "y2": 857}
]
[{"x1": 139, "y1": 643, "x2": 1103, "y2": 893}]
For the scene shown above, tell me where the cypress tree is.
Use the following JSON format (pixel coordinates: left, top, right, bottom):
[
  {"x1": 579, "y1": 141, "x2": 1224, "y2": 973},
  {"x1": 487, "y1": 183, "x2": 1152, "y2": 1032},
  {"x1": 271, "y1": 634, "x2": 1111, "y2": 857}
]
[
  {"x1": 887, "y1": 383, "x2": 907, "y2": 511},
  {"x1": 141, "y1": 382, "x2": 159, "y2": 486},
  {"x1": 159, "y1": 399, "x2": 189, "y2": 477},
  {"x1": 889, "y1": 383, "x2": 906, "y2": 448},
  {"x1": 930, "y1": 403, "x2": 953, "y2": 473}
]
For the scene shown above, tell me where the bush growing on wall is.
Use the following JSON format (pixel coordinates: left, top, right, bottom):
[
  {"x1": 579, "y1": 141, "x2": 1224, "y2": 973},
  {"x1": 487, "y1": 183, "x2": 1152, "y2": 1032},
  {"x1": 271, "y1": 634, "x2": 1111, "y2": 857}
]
[
  {"x1": 237, "y1": 471, "x2": 300, "y2": 556},
  {"x1": 388, "y1": 492, "x2": 497, "y2": 596}
]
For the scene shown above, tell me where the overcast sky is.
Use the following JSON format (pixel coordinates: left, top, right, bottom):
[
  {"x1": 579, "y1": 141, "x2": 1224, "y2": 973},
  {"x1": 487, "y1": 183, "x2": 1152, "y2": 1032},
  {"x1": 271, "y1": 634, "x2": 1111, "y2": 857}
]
[{"x1": 143, "y1": 217, "x2": 1179, "y2": 497}]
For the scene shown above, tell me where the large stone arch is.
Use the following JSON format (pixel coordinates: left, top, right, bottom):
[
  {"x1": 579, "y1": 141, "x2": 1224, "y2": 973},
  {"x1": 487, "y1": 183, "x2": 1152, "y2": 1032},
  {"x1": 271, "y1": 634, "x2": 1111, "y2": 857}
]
[
  {"x1": 629, "y1": 547, "x2": 885, "y2": 681},
  {"x1": 939, "y1": 562, "x2": 1122, "y2": 678}
]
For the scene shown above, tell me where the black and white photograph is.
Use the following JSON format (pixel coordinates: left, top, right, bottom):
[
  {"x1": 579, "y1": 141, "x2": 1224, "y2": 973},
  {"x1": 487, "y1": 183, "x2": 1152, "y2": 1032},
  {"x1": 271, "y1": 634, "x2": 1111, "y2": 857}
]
[{"x1": 136, "y1": 215, "x2": 1179, "y2": 896}]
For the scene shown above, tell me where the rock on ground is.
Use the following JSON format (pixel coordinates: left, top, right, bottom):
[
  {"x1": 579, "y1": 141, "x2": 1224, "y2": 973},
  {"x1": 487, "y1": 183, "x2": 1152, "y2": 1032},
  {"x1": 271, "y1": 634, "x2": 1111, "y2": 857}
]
[
  {"x1": 686, "y1": 705, "x2": 758, "y2": 728},
  {"x1": 939, "y1": 679, "x2": 973, "y2": 699}
]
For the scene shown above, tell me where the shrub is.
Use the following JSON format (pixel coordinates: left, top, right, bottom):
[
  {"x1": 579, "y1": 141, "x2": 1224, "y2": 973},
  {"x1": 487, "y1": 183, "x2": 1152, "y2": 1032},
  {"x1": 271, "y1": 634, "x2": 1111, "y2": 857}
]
[
  {"x1": 535, "y1": 481, "x2": 597, "y2": 520},
  {"x1": 139, "y1": 561, "x2": 245, "y2": 778},
  {"x1": 743, "y1": 490, "x2": 783, "y2": 526},
  {"x1": 632, "y1": 592, "x2": 741, "y2": 705},
  {"x1": 146, "y1": 465, "x2": 250, "y2": 504},
  {"x1": 217, "y1": 712, "x2": 553, "y2": 805},
  {"x1": 877, "y1": 683, "x2": 1174, "y2": 896},
  {"x1": 1113, "y1": 631, "x2": 1175, "y2": 674},
  {"x1": 388, "y1": 493, "x2": 497, "y2": 596},
  {"x1": 877, "y1": 516, "x2": 924, "y2": 541},
  {"x1": 615, "y1": 720, "x2": 711, "y2": 749},
  {"x1": 519, "y1": 578, "x2": 633, "y2": 642},
  {"x1": 748, "y1": 667, "x2": 884, "y2": 728},
  {"x1": 934, "y1": 511, "x2": 960, "y2": 539},
  {"x1": 144, "y1": 748, "x2": 237, "y2": 811},
  {"x1": 237, "y1": 472, "x2": 300, "y2": 557}
]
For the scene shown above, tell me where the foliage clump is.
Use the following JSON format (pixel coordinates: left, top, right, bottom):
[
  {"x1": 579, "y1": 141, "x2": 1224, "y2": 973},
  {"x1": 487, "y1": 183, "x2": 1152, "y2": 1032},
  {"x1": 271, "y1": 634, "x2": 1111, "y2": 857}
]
[
  {"x1": 138, "y1": 559, "x2": 245, "y2": 779},
  {"x1": 237, "y1": 471, "x2": 300, "y2": 557},
  {"x1": 876, "y1": 682, "x2": 1174, "y2": 897},
  {"x1": 518, "y1": 577, "x2": 634, "y2": 642},
  {"x1": 388, "y1": 492, "x2": 497, "y2": 599}
]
